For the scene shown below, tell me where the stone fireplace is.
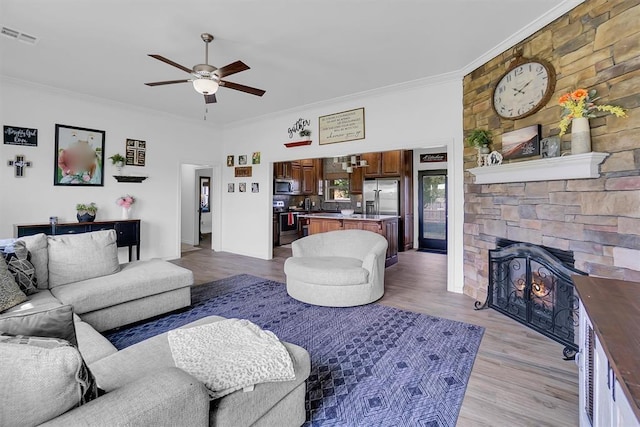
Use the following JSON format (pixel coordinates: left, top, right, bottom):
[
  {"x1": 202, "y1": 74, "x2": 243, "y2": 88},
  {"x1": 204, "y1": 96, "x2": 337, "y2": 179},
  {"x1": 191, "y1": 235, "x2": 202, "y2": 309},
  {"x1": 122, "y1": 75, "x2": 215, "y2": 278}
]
[
  {"x1": 462, "y1": 0, "x2": 640, "y2": 307},
  {"x1": 475, "y1": 239, "x2": 585, "y2": 359}
]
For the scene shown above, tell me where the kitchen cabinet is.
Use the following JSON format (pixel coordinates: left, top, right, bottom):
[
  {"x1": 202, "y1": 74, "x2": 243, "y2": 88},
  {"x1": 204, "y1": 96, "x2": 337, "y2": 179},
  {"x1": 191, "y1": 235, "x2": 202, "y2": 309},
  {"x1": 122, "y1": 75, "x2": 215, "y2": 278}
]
[
  {"x1": 274, "y1": 162, "x2": 292, "y2": 179},
  {"x1": 401, "y1": 151, "x2": 414, "y2": 250},
  {"x1": 381, "y1": 150, "x2": 402, "y2": 176},
  {"x1": 362, "y1": 152, "x2": 381, "y2": 177},
  {"x1": 302, "y1": 167, "x2": 315, "y2": 195},
  {"x1": 573, "y1": 276, "x2": 640, "y2": 427},
  {"x1": 273, "y1": 214, "x2": 280, "y2": 246},
  {"x1": 291, "y1": 161, "x2": 302, "y2": 194},
  {"x1": 350, "y1": 166, "x2": 364, "y2": 194}
]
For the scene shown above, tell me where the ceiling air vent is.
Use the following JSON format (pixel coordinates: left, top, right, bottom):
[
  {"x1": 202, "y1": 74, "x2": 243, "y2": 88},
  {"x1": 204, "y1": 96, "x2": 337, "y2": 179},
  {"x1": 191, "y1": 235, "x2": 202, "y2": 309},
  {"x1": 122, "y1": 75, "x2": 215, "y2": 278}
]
[{"x1": 1, "y1": 26, "x2": 38, "y2": 45}]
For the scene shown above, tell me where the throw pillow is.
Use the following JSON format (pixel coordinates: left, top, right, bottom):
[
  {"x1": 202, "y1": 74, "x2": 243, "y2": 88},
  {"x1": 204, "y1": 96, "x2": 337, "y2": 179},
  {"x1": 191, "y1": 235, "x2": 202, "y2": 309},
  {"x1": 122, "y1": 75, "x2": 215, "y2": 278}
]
[
  {"x1": 0, "y1": 334, "x2": 99, "y2": 426},
  {"x1": 0, "y1": 304, "x2": 77, "y2": 345},
  {"x1": 2, "y1": 240, "x2": 38, "y2": 295},
  {"x1": 47, "y1": 230, "x2": 120, "y2": 288},
  {"x1": 0, "y1": 256, "x2": 27, "y2": 313},
  {"x1": 18, "y1": 233, "x2": 49, "y2": 289}
]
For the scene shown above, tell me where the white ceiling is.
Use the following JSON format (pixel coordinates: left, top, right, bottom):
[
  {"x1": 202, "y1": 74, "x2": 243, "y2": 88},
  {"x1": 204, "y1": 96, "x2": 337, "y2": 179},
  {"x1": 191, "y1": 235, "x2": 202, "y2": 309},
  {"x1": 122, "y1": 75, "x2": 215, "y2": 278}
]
[{"x1": 1, "y1": 0, "x2": 576, "y2": 126}]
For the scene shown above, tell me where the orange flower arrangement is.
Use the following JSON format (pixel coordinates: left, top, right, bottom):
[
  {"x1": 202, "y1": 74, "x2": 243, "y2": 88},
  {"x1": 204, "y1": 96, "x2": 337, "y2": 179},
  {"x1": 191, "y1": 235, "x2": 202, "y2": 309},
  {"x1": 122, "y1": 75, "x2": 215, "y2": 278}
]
[{"x1": 558, "y1": 89, "x2": 626, "y2": 136}]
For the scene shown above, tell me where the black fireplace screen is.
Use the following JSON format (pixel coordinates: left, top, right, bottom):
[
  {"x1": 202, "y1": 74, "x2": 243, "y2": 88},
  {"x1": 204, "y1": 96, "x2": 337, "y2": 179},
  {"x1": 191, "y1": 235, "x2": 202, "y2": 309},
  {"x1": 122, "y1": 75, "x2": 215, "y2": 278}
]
[{"x1": 476, "y1": 242, "x2": 586, "y2": 359}]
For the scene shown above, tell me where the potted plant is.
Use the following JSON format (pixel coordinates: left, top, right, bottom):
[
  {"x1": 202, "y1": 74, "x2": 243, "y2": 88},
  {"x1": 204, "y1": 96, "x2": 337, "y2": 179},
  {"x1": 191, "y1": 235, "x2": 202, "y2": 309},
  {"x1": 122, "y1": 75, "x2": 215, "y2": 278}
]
[
  {"x1": 76, "y1": 202, "x2": 98, "y2": 222},
  {"x1": 299, "y1": 129, "x2": 311, "y2": 141},
  {"x1": 465, "y1": 129, "x2": 493, "y2": 152},
  {"x1": 109, "y1": 153, "x2": 126, "y2": 174}
]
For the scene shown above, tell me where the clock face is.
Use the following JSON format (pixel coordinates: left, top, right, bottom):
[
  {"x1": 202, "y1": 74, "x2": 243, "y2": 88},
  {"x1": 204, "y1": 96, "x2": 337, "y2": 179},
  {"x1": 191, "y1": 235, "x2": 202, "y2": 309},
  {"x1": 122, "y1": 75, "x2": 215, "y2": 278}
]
[{"x1": 493, "y1": 61, "x2": 555, "y2": 119}]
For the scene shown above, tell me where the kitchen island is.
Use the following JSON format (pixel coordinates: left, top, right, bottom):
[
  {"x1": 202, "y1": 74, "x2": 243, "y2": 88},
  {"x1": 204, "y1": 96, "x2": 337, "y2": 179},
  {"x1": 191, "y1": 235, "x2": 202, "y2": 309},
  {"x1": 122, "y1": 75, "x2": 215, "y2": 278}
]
[{"x1": 299, "y1": 213, "x2": 399, "y2": 266}]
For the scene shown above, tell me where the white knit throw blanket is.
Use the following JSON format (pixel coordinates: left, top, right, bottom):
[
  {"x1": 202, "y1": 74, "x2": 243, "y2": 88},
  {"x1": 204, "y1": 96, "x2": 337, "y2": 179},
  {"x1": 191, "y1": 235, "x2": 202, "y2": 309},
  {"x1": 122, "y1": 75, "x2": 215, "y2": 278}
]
[{"x1": 167, "y1": 319, "x2": 296, "y2": 399}]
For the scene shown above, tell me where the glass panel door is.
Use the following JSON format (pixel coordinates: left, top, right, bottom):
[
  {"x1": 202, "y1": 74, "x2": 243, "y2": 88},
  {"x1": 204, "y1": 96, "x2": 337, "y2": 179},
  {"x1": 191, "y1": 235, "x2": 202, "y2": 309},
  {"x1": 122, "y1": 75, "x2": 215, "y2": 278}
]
[{"x1": 418, "y1": 170, "x2": 447, "y2": 253}]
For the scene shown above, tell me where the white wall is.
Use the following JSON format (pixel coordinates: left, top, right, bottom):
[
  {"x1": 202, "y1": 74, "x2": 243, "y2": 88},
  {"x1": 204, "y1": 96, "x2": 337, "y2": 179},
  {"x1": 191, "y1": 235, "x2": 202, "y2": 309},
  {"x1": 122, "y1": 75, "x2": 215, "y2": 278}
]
[
  {"x1": 221, "y1": 76, "x2": 465, "y2": 292},
  {"x1": 0, "y1": 78, "x2": 222, "y2": 261}
]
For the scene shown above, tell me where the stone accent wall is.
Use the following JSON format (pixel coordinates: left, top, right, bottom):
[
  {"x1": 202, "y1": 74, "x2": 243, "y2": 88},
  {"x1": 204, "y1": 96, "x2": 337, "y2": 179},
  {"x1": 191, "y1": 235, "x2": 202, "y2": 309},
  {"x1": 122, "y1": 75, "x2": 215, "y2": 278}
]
[{"x1": 463, "y1": 0, "x2": 640, "y2": 301}]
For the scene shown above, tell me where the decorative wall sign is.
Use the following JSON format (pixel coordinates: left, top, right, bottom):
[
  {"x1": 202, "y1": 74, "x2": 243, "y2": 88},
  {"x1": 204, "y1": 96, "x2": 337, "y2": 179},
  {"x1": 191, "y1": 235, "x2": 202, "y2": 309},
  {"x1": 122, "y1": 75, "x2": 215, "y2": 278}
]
[
  {"x1": 251, "y1": 182, "x2": 259, "y2": 193},
  {"x1": 226, "y1": 155, "x2": 234, "y2": 167},
  {"x1": 319, "y1": 108, "x2": 365, "y2": 145},
  {"x1": 234, "y1": 166, "x2": 252, "y2": 177},
  {"x1": 420, "y1": 153, "x2": 447, "y2": 163},
  {"x1": 501, "y1": 124, "x2": 541, "y2": 160},
  {"x1": 228, "y1": 183, "x2": 235, "y2": 192},
  {"x1": 54, "y1": 124, "x2": 105, "y2": 186},
  {"x1": 8, "y1": 155, "x2": 32, "y2": 177},
  {"x1": 540, "y1": 136, "x2": 560, "y2": 158},
  {"x1": 239, "y1": 182, "x2": 247, "y2": 193},
  {"x1": 4, "y1": 126, "x2": 37, "y2": 146},
  {"x1": 125, "y1": 139, "x2": 146, "y2": 166},
  {"x1": 238, "y1": 155, "x2": 247, "y2": 165},
  {"x1": 252, "y1": 152, "x2": 261, "y2": 165},
  {"x1": 288, "y1": 118, "x2": 311, "y2": 139}
]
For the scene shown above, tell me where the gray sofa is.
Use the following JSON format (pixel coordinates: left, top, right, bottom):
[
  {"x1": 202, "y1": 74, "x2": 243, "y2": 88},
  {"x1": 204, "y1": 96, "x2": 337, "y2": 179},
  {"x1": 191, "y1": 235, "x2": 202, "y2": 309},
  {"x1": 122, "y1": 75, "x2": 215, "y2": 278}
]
[
  {"x1": 284, "y1": 229, "x2": 388, "y2": 307},
  {"x1": 0, "y1": 230, "x2": 310, "y2": 426}
]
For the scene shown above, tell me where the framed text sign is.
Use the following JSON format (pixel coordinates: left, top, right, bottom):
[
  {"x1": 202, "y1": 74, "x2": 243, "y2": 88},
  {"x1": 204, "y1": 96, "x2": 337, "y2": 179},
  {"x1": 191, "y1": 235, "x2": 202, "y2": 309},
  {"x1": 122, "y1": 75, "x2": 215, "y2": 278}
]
[
  {"x1": 4, "y1": 126, "x2": 38, "y2": 146},
  {"x1": 319, "y1": 108, "x2": 365, "y2": 145},
  {"x1": 420, "y1": 153, "x2": 447, "y2": 163},
  {"x1": 126, "y1": 139, "x2": 146, "y2": 166}
]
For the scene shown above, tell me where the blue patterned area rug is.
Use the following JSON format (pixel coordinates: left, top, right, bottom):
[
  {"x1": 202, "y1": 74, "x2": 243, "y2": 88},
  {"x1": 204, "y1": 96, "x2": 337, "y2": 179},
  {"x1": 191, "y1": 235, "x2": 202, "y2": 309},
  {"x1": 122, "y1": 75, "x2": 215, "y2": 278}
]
[{"x1": 105, "y1": 274, "x2": 484, "y2": 426}]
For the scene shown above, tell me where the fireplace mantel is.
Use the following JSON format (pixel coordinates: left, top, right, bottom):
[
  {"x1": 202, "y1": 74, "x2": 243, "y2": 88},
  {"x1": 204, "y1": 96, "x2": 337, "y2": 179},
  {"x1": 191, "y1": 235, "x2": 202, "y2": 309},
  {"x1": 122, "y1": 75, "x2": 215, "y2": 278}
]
[{"x1": 468, "y1": 152, "x2": 609, "y2": 184}]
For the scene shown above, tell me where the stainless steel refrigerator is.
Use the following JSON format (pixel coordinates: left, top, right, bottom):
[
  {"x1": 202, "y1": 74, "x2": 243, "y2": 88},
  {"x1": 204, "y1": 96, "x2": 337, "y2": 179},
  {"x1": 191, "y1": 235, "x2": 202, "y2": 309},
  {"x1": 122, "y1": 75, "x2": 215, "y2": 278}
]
[{"x1": 363, "y1": 179, "x2": 400, "y2": 215}]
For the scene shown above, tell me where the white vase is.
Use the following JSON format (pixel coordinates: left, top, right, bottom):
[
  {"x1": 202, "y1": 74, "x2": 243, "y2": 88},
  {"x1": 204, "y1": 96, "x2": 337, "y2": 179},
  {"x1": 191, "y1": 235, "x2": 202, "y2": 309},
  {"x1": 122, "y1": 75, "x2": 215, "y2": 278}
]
[
  {"x1": 121, "y1": 206, "x2": 132, "y2": 220},
  {"x1": 571, "y1": 117, "x2": 591, "y2": 155}
]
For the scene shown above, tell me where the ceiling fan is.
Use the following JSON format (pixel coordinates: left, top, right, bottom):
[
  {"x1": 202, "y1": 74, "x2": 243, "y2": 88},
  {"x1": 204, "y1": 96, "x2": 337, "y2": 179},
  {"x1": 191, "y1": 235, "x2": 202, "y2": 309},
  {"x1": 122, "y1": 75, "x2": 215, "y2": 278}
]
[{"x1": 145, "y1": 33, "x2": 265, "y2": 104}]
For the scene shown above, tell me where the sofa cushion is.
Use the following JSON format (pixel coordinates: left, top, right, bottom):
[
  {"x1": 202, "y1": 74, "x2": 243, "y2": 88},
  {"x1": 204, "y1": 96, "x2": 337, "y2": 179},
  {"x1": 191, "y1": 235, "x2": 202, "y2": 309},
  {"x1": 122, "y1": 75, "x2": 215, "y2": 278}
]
[
  {"x1": 48, "y1": 230, "x2": 120, "y2": 288},
  {"x1": 2, "y1": 240, "x2": 38, "y2": 295},
  {"x1": 51, "y1": 258, "x2": 192, "y2": 315},
  {"x1": 0, "y1": 334, "x2": 98, "y2": 427},
  {"x1": 74, "y1": 319, "x2": 118, "y2": 365},
  {"x1": 284, "y1": 256, "x2": 369, "y2": 286},
  {"x1": 18, "y1": 233, "x2": 49, "y2": 289},
  {"x1": 2, "y1": 289, "x2": 63, "y2": 316},
  {"x1": 0, "y1": 256, "x2": 27, "y2": 313},
  {"x1": 0, "y1": 304, "x2": 77, "y2": 345}
]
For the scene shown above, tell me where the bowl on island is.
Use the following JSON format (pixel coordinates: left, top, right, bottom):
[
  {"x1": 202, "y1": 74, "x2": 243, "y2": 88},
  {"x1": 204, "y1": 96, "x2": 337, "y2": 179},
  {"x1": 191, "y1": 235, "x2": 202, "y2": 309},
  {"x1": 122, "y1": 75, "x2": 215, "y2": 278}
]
[{"x1": 340, "y1": 209, "x2": 355, "y2": 216}]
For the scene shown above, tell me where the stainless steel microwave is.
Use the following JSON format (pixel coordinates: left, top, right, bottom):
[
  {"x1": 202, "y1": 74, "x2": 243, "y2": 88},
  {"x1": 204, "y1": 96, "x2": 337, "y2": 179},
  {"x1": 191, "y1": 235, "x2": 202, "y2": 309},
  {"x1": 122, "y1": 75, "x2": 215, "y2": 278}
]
[{"x1": 274, "y1": 179, "x2": 294, "y2": 194}]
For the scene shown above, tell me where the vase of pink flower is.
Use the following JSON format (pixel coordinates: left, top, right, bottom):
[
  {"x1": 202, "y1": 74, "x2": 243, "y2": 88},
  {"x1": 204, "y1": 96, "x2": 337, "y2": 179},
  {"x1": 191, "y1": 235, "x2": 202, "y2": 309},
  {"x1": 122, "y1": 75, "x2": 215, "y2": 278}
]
[{"x1": 116, "y1": 195, "x2": 135, "y2": 219}]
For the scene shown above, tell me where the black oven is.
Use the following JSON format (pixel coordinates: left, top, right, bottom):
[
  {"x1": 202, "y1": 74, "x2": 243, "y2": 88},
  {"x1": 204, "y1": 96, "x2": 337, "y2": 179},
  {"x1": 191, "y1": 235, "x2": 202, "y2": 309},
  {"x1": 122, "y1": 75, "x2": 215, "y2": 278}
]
[{"x1": 279, "y1": 212, "x2": 299, "y2": 245}]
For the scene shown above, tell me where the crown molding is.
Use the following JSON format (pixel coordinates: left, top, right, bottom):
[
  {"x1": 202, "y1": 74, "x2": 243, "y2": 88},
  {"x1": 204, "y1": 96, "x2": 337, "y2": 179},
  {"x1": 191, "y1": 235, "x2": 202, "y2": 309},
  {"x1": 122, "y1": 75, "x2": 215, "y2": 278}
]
[{"x1": 462, "y1": 0, "x2": 585, "y2": 75}]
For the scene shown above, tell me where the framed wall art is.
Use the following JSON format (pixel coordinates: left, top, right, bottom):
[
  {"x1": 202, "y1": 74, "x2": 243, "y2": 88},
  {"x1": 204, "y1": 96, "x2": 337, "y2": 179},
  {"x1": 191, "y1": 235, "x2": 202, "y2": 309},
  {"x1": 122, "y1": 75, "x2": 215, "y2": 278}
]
[
  {"x1": 252, "y1": 152, "x2": 261, "y2": 165},
  {"x1": 501, "y1": 124, "x2": 541, "y2": 161},
  {"x1": 227, "y1": 155, "x2": 234, "y2": 167},
  {"x1": 234, "y1": 166, "x2": 252, "y2": 177},
  {"x1": 54, "y1": 124, "x2": 105, "y2": 186},
  {"x1": 228, "y1": 183, "x2": 235, "y2": 192},
  {"x1": 238, "y1": 155, "x2": 247, "y2": 165},
  {"x1": 125, "y1": 139, "x2": 146, "y2": 166},
  {"x1": 319, "y1": 107, "x2": 365, "y2": 145},
  {"x1": 251, "y1": 182, "x2": 259, "y2": 193},
  {"x1": 4, "y1": 126, "x2": 38, "y2": 147},
  {"x1": 239, "y1": 182, "x2": 247, "y2": 193}
]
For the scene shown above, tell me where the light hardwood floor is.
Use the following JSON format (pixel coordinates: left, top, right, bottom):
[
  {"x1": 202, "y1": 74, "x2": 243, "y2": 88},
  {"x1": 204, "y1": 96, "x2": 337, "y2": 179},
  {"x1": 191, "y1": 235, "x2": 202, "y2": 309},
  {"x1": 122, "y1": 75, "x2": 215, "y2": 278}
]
[{"x1": 173, "y1": 247, "x2": 579, "y2": 426}]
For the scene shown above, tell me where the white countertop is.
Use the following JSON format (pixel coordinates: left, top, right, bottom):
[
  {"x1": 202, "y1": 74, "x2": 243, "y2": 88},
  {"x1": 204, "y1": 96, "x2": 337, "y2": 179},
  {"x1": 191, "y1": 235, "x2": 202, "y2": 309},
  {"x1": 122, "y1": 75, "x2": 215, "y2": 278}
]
[{"x1": 299, "y1": 213, "x2": 398, "y2": 221}]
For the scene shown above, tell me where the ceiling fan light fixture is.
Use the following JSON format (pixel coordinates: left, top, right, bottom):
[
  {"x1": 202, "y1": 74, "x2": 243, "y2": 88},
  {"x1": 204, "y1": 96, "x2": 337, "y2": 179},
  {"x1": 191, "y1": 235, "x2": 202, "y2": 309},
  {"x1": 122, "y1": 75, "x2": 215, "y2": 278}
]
[{"x1": 192, "y1": 78, "x2": 219, "y2": 95}]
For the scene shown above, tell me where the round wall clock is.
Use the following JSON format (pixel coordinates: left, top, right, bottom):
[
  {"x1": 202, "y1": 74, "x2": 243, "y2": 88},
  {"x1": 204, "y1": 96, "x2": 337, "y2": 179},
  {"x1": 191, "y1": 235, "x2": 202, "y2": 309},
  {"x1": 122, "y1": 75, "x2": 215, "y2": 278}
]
[{"x1": 492, "y1": 58, "x2": 556, "y2": 120}]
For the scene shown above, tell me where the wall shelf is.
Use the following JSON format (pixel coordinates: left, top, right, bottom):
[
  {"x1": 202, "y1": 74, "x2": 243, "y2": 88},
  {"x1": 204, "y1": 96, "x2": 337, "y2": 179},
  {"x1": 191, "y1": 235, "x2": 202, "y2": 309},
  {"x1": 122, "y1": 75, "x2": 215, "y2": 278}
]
[
  {"x1": 284, "y1": 140, "x2": 312, "y2": 148},
  {"x1": 113, "y1": 175, "x2": 147, "y2": 183},
  {"x1": 467, "y1": 152, "x2": 609, "y2": 184}
]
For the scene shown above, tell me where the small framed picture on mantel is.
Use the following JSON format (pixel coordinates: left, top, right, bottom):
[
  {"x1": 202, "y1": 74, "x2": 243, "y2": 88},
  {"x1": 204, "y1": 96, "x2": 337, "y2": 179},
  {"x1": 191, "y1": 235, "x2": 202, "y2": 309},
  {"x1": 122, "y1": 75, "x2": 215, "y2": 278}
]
[{"x1": 501, "y1": 124, "x2": 541, "y2": 161}]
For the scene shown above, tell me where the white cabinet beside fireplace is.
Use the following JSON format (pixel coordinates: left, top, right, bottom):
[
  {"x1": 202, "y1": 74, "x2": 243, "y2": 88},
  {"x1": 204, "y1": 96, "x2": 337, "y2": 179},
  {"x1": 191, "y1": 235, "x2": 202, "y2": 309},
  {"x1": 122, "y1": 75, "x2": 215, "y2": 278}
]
[{"x1": 578, "y1": 301, "x2": 639, "y2": 427}]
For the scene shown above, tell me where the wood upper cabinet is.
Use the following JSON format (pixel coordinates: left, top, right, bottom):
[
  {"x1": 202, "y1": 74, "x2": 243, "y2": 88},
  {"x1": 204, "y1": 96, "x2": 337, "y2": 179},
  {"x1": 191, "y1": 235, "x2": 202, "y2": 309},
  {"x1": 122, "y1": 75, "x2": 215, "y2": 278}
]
[
  {"x1": 302, "y1": 166, "x2": 315, "y2": 195},
  {"x1": 274, "y1": 162, "x2": 292, "y2": 179},
  {"x1": 362, "y1": 152, "x2": 381, "y2": 177},
  {"x1": 300, "y1": 159, "x2": 314, "y2": 168},
  {"x1": 381, "y1": 150, "x2": 402, "y2": 176},
  {"x1": 350, "y1": 166, "x2": 364, "y2": 194},
  {"x1": 291, "y1": 161, "x2": 302, "y2": 194}
]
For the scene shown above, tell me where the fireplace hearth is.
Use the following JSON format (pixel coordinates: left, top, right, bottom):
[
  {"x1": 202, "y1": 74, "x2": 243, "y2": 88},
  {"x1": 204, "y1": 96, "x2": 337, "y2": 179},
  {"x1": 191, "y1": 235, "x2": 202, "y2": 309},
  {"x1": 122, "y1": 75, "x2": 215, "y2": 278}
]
[{"x1": 475, "y1": 240, "x2": 586, "y2": 359}]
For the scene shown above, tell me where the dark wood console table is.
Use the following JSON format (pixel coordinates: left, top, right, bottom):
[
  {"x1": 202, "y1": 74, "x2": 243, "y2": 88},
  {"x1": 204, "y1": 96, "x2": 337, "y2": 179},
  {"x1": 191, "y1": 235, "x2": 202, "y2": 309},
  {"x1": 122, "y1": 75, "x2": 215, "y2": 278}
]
[{"x1": 15, "y1": 219, "x2": 141, "y2": 262}]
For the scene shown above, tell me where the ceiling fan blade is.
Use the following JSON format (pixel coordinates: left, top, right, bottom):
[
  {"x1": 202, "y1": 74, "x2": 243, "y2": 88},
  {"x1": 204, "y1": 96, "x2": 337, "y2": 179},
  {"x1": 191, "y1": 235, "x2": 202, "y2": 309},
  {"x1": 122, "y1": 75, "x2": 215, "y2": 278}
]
[
  {"x1": 204, "y1": 94, "x2": 217, "y2": 104},
  {"x1": 220, "y1": 80, "x2": 265, "y2": 97},
  {"x1": 144, "y1": 79, "x2": 191, "y2": 87},
  {"x1": 216, "y1": 60, "x2": 250, "y2": 78},
  {"x1": 148, "y1": 54, "x2": 193, "y2": 74}
]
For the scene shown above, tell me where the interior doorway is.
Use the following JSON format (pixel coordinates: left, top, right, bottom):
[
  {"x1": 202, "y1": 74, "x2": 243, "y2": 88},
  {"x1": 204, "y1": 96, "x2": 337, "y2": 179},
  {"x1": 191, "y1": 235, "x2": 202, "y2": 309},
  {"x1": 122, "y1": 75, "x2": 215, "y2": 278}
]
[
  {"x1": 180, "y1": 164, "x2": 213, "y2": 254},
  {"x1": 418, "y1": 170, "x2": 447, "y2": 253}
]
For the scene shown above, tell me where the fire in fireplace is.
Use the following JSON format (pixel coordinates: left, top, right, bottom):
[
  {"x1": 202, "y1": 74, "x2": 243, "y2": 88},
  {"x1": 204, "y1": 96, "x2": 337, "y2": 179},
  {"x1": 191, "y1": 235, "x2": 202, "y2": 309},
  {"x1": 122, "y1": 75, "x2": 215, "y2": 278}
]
[{"x1": 475, "y1": 239, "x2": 586, "y2": 359}]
